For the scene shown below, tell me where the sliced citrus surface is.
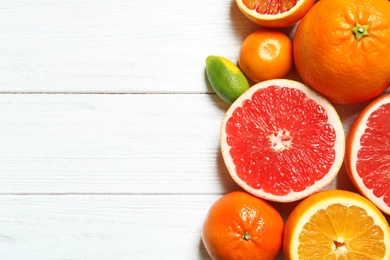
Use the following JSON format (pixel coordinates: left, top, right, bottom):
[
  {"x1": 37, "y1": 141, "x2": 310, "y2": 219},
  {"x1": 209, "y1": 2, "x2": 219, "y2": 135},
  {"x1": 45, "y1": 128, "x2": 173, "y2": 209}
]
[
  {"x1": 236, "y1": 0, "x2": 315, "y2": 28},
  {"x1": 283, "y1": 189, "x2": 390, "y2": 259},
  {"x1": 345, "y1": 94, "x2": 390, "y2": 215},
  {"x1": 220, "y1": 79, "x2": 345, "y2": 202}
]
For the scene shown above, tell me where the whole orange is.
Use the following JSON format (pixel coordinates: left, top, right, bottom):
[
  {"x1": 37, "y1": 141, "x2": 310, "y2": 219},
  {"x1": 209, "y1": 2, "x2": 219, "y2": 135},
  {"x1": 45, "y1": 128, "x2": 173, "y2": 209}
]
[
  {"x1": 202, "y1": 191, "x2": 284, "y2": 260},
  {"x1": 293, "y1": 0, "x2": 390, "y2": 104},
  {"x1": 239, "y1": 29, "x2": 292, "y2": 83}
]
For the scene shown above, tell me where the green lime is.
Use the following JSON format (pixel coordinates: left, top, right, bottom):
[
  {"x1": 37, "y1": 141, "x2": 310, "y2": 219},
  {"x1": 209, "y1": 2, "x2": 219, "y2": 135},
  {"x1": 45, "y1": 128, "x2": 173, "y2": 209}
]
[{"x1": 205, "y1": 55, "x2": 249, "y2": 104}]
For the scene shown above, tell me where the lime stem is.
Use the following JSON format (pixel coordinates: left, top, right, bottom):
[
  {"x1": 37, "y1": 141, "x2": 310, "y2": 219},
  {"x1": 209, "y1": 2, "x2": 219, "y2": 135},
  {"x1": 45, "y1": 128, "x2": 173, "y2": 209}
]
[
  {"x1": 242, "y1": 231, "x2": 251, "y2": 241},
  {"x1": 351, "y1": 22, "x2": 369, "y2": 40}
]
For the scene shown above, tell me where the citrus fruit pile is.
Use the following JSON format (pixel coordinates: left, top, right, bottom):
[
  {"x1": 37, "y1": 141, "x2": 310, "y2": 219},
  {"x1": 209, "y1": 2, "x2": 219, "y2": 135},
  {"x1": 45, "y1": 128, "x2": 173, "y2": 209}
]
[{"x1": 202, "y1": 0, "x2": 390, "y2": 259}]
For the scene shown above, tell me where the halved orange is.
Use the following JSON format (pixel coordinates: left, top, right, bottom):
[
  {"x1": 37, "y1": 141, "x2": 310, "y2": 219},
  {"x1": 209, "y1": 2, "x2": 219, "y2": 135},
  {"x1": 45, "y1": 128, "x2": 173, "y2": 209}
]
[
  {"x1": 345, "y1": 94, "x2": 390, "y2": 215},
  {"x1": 283, "y1": 189, "x2": 390, "y2": 259},
  {"x1": 236, "y1": 0, "x2": 315, "y2": 28},
  {"x1": 220, "y1": 79, "x2": 345, "y2": 202}
]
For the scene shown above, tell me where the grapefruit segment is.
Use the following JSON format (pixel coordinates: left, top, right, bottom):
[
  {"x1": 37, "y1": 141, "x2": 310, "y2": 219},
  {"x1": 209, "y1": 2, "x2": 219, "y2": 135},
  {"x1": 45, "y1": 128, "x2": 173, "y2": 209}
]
[
  {"x1": 236, "y1": 0, "x2": 315, "y2": 28},
  {"x1": 221, "y1": 79, "x2": 345, "y2": 202},
  {"x1": 346, "y1": 94, "x2": 390, "y2": 214},
  {"x1": 242, "y1": 0, "x2": 297, "y2": 15}
]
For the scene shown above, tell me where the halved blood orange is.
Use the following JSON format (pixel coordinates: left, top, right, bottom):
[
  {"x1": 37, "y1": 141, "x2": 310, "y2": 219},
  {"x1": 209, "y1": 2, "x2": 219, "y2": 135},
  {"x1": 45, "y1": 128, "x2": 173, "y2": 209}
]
[
  {"x1": 345, "y1": 94, "x2": 390, "y2": 215},
  {"x1": 220, "y1": 79, "x2": 345, "y2": 202},
  {"x1": 236, "y1": 0, "x2": 315, "y2": 28}
]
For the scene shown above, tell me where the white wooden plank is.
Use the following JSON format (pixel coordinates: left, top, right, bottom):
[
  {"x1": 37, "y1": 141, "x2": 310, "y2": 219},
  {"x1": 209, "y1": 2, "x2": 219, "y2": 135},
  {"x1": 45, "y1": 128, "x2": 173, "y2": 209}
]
[
  {"x1": 0, "y1": 194, "x2": 296, "y2": 259},
  {"x1": 0, "y1": 195, "x2": 217, "y2": 259},
  {"x1": 0, "y1": 0, "x2": 263, "y2": 93},
  {"x1": 0, "y1": 92, "x2": 380, "y2": 195},
  {"x1": 0, "y1": 93, "x2": 241, "y2": 194},
  {"x1": 0, "y1": 197, "x2": 388, "y2": 259}
]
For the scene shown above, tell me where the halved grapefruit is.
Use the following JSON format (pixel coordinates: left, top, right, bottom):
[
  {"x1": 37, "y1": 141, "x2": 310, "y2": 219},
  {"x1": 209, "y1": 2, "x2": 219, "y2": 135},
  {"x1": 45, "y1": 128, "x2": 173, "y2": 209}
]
[
  {"x1": 345, "y1": 94, "x2": 390, "y2": 215},
  {"x1": 220, "y1": 79, "x2": 345, "y2": 202},
  {"x1": 236, "y1": 0, "x2": 315, "y2": 28}
]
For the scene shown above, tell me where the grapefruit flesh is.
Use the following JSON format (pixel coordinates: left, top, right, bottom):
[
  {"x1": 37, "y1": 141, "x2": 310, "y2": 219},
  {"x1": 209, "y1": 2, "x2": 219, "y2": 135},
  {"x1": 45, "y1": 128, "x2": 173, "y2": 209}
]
[
  {"x1": 346, "y1": 94, "x2": 390, "y2": 214},
  {"x1": 358, "y1": 103, "x2": 390, "y2": 202},
  {"x1": 221, "y1": 79, "x2": 345, "y2": 202},
  {"x1": 243, "y1": 0, "x2": 298, "y2": 15},
  {"x1": 236, "y1": 0, "x2": 315, "y2": 28}
]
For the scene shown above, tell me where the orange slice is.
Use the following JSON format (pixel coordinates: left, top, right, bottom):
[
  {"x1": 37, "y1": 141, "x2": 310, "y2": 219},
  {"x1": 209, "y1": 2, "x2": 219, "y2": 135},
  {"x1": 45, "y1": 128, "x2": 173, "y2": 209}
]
[
  {"x1": 345, "y1": 94, "x2": 390, "y2": 214},
  {"x1": 236, "y1": 0, "x2": 315, "y2": 28},
  {"x1": 220, "y1": 79, "x2": 345, "y2": 202},
  {"x1": 283, "y1": 189, "x2": 390, "y2": 259}
]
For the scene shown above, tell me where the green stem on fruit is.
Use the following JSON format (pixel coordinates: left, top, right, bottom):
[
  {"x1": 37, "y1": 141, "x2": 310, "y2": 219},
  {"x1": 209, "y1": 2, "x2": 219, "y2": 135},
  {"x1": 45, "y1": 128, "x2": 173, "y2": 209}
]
[
  {"x1": 351, "y1": 22, "x2": 369, "y2": 40},
  {"x1": 242, "y1": 231, "x2": 251, "y2": 241}
]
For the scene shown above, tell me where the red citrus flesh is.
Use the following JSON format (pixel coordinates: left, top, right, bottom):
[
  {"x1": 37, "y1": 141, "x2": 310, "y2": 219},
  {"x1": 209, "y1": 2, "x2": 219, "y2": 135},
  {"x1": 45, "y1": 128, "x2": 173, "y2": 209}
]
[
  {"x1": 221, "y1": 79, "x2": 345, "y2": 202},
  {"x1": 346, "y1": 95, "x2": 390, "y2": 213},
  {"x1": 357, "y1": 103, "x2": 390, "y2": 203},
  {"x1": 243, "y1": 0, "x2": 298, "y2": 15}
]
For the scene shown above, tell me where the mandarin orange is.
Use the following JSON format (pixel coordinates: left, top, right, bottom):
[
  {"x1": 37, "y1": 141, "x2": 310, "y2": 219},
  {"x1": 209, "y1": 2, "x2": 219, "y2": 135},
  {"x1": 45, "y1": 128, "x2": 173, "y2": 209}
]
[
  {"x1": 239, "y1": 29, "x2": 292, "y2": 83},
  {"x1": 202, "y1": 191, "x2": 284, "y2": 260}
]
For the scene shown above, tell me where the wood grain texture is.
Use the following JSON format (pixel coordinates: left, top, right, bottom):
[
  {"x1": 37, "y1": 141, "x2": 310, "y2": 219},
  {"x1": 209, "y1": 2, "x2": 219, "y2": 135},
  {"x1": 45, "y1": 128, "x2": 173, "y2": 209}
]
[
  {"x1": 0, "y1": 93, "x2": 373, "y2": 195},
  {"x1": 0, "y1": 0, "x2": 261, "y2": 93},
  {"x1": 0, "y1": 195, "x2": 216, "y2": 259},
  {"x1": 0, "y1": 93, "x2": 239, "y2": 194},
  {"x1": 1, "y1": 0, "x2": 390, "y2": 259}
]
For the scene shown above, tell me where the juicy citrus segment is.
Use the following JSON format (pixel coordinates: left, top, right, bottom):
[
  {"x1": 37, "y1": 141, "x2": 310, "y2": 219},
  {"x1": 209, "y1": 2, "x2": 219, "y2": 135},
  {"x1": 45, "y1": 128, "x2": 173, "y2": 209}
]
[
  {"x1": 227, "y1": 87, "x2": 335, "y2": 192},
  {"x1": 284, "y1": 190, "x2": 390, "y2": 260},
  {"x1": 299, "y1": 205, "x2": 386, "y2": 258},
  {"x1": 346, "y1": 94, "x2": 390, "y2": 214},
  {"x1": 236, "y1": 0, "x2": 315, "y2": 28},
  {"x1": 242, "y1": 0, "x2": 298, "y2": 15},
  {"x1": 220, "y1": 79, "x2": 345, "y2": 202}
]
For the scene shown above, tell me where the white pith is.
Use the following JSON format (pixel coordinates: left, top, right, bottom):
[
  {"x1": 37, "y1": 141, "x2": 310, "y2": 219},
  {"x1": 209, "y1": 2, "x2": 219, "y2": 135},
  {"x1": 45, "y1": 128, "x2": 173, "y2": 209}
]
[
  {"x1": 268, "y1": 129, "x2": 292, "y2": 151},
  {"x1": 220, "y1": 79, "x2": 345, "y2": 202},
  {"x1": 348, "y1": 95, "x2": 390, "y2": 214}
]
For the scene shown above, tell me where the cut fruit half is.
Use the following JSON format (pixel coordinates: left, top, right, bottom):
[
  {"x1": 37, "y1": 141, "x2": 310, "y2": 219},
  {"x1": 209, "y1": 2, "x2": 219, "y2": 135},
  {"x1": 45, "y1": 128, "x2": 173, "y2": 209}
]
[
  {"x1": 283, "y1": 189, "x2": 390, "y2": 259},
  {"x1": 236, "y1": 0, "x2": 315, "y2": 28},
  {"x1": 345, "y1": 94, "x2": 390, "y2": 215},
  {"x1": 220, "y1": 79, "x2": 345, "y2": 202}
]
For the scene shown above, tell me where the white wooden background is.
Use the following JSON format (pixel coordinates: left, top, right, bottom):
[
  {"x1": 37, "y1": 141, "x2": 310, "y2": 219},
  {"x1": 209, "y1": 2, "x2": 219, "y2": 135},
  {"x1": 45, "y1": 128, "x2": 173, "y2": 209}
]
[{"x1": 0, "y1": 1, "x2": 389, "y2": 259}]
